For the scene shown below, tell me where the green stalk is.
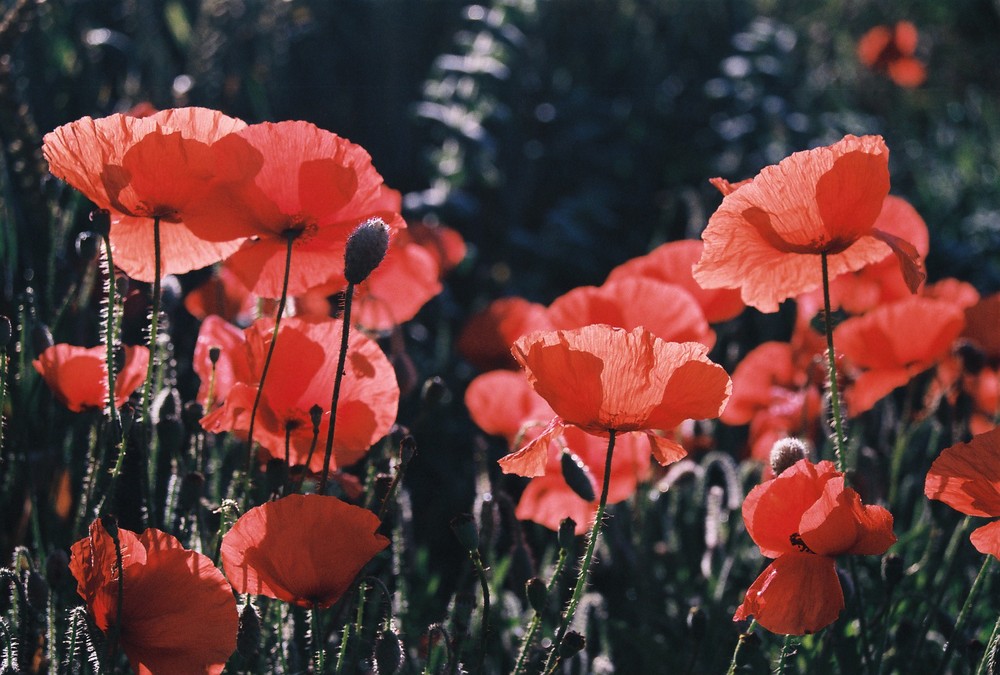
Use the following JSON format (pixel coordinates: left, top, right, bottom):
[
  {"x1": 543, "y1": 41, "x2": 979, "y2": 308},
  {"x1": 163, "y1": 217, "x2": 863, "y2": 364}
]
[
  {"x1": 334, "y1": 581, "x2": 368, "y2": 675},
  {"x1": 101, "y1": 235, "x2": 121, "y2": 444},
  {"x1": 312, "y1": 603, "x2": 326, "y2": 674},
  {"x1": 935, "y1": 555, "x2": 995, "y2": 675},
  {"x1": 541, "y1": 430, "x2": 617, "y2": 675},
  {"x1": 821, "y1": 252, "x2": 847, "y2": 473},
  {"x1": 470, "y1": 549, "x2": 491, "y2": 675},
  {"x1": 975, "y1": 612, "x2": 1000, "y2": 675},
  {"x1": 319, "y1": 283, "x2": 355, "y2": 494},
  {"x1": 726, "y1": 619, "x2": 757, "y2": 675},
  {"x1": 512, "y1": 549, "x2": 569, "y2": 675}
]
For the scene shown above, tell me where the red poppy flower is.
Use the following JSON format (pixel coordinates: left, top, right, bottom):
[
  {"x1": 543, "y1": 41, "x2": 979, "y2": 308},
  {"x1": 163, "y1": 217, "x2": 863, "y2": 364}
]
[
  {"x1": 403, "y1": 221, "x2": 467, "y2": 277},
  {"x1": 70, "y1": 519, "x2": 237, "y2": 674},
  {"x1": 192, "y1": 315, "x2": 253, "y2": 409},
  {"x1": 834, "y1": 296, "x2": 966, "y2": 415},
  {"x1": 215, "y1": 121, "x2": 404, "y2": 298},
  {"x1": 605, "y1": 239, "x2": 745, "y2": 323},
  {"x1": 925, "y1": 427, "x2": 1000, "y2": 559},
  {"x1": 466, "y1": 370, "x2": 651, "y2": 534},
  {"x1": 858, "y1": 21, "x2": 927, "y2": 88},
  {"x1": 458, "y1": 297, "x2": 553, "y2": 371},
  {"x1": 33, "y1": 343, "x2": 149, "y2": 412},
  {"x1": 184, "y1": 265, "x2": 258, "y2": 325},
  {"x1": 200, "y1": 317, "x2": 398, "y2": 472},
  {"x1": 693, "y1": 135, "x2": 925, "y2": 313},
  {"x1": 221, "y1": 493, "x2": 389, "y2": 608},
  {"x1": 734, "y1": 459, "x2": 896, "y2": 634},
  {"x1": 547, "y1": 278, "x2": 716, "y2": 349},
  {"x1": 721, "y1": 342, "x2": 823, "y2": 463},
  {"x1": 498, "y1": 324, "x2": 731, "y2": 477},
  {"x1": 796, "y1": 195, "x2": 929, "y2": 319},
  {"x1": 43, "y1": 107, "x2": 261, "y2": 281}
]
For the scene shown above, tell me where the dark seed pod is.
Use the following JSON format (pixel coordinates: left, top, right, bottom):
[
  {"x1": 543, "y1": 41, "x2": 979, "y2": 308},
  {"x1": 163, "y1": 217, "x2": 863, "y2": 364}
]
[
  {"x1": 374, "y1": 628, "x2": 404, "y2": 674},
  {"x1": 89, "y1": 209, "x2": 111, "y2": 238},
  {"x1": 344, "y1": 218, "x2": 390, "y2": 284},
  {"x1": 526, "y1": 577, "x2": 547, "y2": 613},
  {"x1": 560, "y1": 631, "x2": 586, "y2": 658},
  {"x1": 558, "y1": 518, "x2": 577, "y2": 551},
  {"x1": 560, "y1": 450, "x2": 596, "y2": 502}
]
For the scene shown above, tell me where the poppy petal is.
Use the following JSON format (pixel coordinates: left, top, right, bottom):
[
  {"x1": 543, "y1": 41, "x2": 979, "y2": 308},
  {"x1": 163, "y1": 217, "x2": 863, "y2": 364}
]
[
  {"x1": 925, "y1": 427, "x2": 1000, "y2": 517},
  {"x1": 734, "y1": 553, "x2": 844, "y2": 635},
  {"x1": 970, "y1": 520, "x2": 1000, "y2": 560},
  {"x1": 498, "y1": 419, "x2": 564, "y2": 477}
]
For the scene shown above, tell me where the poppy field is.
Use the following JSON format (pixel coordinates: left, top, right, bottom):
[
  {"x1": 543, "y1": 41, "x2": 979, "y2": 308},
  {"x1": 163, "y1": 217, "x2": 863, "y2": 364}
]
[{"x1": 2, "y1": 1, "x2": 1000, "y2": 673}]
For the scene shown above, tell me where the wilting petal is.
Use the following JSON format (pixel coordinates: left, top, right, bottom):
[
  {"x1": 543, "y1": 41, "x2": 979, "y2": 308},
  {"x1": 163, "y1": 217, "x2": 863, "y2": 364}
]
[
  {"x1": 498, "y1": 419, "x2": 563, "y2": 477},
  {"x1": 925, "y1": 427, "x2": 1000, "y2": 517},
  {"x1": 734, "y1": 553, "x2": 844, "y2": 635}
]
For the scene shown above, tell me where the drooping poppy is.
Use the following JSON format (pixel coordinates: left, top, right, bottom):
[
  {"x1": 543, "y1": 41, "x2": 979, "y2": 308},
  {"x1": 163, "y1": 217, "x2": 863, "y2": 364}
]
[
  {"x1": 70, "y1": 519, "x2": 237, "y2": 674},
  {"x1": 34, "y1": 343, "x2": 149, "y2": 413},
  {"x1": 457, "y1": 297, "x2": 553, "y2": 371},
  {"x1": 605, "y1": 239, "x2": 745, "y2": 323},
  {"x1": 546, "y1": 277, "x2": 716, "y2": 349},
  {"x1": 466, "y1": 370, "x2": 650, "y2": 534},
  {"x1": 693, "y1": 135, "x2": 925, "y2": 313},
  {"x1": 192, "y1": 315, "x2": 253, "y2": 409},
  {"x1": 721, "y1": 341, "x2": 823, "y2": 463},
  {"x1": 498, "y1": 324, "x2": 731, "y2": 477},
  {"x1": 214, "y1": 121, "x2": 405, "y2": 298},
  {"x1": 796, "y1": 195, "x2": 930, "y2": 319},
  {"x1": 925, "y1": 427, "x2": 1000, "y2": 559},
  {"x1": 43, "y1": 107, "x2": 262, "y2": 281},
  {"x1": 200, "y1": 316, "x2": 399, "y2": 473},
  {"x1": 857, "y1": 21, "x2": 927, "y2": 88},
  {"x1": 734, "y1": 459, "x2": 896, "y2": 634},
  {"x1": 834, "y1": 296, "x2": 966, "y2": 416},
  {"x1": 221, "y1": 493, "x2": 389, "y2": 608}
]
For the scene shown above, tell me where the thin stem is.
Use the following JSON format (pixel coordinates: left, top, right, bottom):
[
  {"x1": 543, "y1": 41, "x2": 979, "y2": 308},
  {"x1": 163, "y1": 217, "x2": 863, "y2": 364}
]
[
  {"x1": 101, "y1": 236, "x2": 122, "y2": 443},
  {"x1": 821, "y1": 252, "x2": 847, "y2": 473},
  {"x1": 935, "y1": 555, "x2": 995, "y2": 675},
  {"x1": 319, "y1": 283, "x2": 355, "y2": 494},
  {"x1": 334, "y1": 581, "x2": 368, "y2": 675},
  {"x1": 726, "y1": 619, "x2": 757, "y2": 675},
  {"x1": 470, "y1": 550, "x2": 491, "y2": 675},
  {"x1": 975, "y1": 612, "x2": 1000, "y2": 675},
  {"x1": 312, "y1": 603, "x2": 326, "y2": 674},
  {"x1": 242, "y1": 233, "x2": 295, "y2": 503},
  {"x1": 775, "y1": 635, "x2": 794, "y2": 674},
  {"x1": 542, "y1": 430, "x2": 617, "y2": 675},
  {"x1": 512, "y1": 549, "x2": 569, "y2": 675},
  {"x1": 847, "y1": 556, "x2": 875, "y2": 674}
]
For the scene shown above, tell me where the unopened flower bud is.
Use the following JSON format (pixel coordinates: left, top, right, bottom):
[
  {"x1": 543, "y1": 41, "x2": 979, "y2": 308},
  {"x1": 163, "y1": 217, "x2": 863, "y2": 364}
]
[
  {"x1": 881, "y1": 553, "x2": 904, "y2": 590},
  {"x1": 560, "y1": 631, "x2": 586, "y2": 658},
  {"x1": 75, "y1": 230, "x2": 101, "y2": 261},
  {"x1": 310, "y1": 404, "x2": 323, "y2": 433},
  {"x1": 770, "y1": 437, "x2": 807, "y2": 477},
  {"x1": 89, "y1": 209, "x2": 111, "y2": 238},
  {"x1": 560, "y1": 450, "x2": 596, "y2": 502},
  {"x1": 687, "y1": 606, "x2": 707, "y2": 642},
  {"x1": 344, "y1": 218, "x2": 390, "y2": 284},
  {"x1": 236, "y1": 602, "x2": 261, "y2": 658},
  {"x1": 24, "y1": 569, "x2": 48, "y2": 612},
  {"x1": 45, "y1": 549, "x2": 69, "y2": 588},
  {"x1": 420, "y1": 376, "x2": 449, "y2": 407},
  {"x1": 399, "y1": 435, "x2": 417, "y2": 465},
  {"x1": 558, "y1": 518, "x2": 577, "y2": 550},
  {"x1": 450, "y1": 513, "x2": 479, "y2": 552},
  {"x1": 182, "y1": 401, "x2": 203, "y2": 430},
  {"x1": 526, "y1": 577, "x2": 547, "y2": 613},
  {"x1": 374, "y1": 628, "x2": 404, "y2": 674}
]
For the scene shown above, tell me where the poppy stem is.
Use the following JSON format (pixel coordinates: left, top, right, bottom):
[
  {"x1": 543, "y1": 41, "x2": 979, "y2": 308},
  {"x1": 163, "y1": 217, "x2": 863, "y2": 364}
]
[
  {"x1": 846, "y1": 556, "x2": 875, "y2": 673},
  {"x1": 512, "y1": 548, "x2": 570, "y2": 675},
  {"x1": 935, "y1": 555, "x2": 995, "y2": 675},
  {"x1": 334, "y1": 580, "x2": 368, "y2": 675},
  {"x1": 312, "y1": 603, "x2": 326, "y2": 674},
  {"x1": 138, "y1": 216, "x2": 162, "y2": 527},
  {"x1": 242, "y1": 233, "x2": 295, "y2": 504},
  {"x1": 542, "y1": 429, "x2": 617, "y2": 675},
  {"x1": 775, "y1": 634, "x2": 794, "y2": 674},
  {"x1": 469, "y1": 547, "x2": 491, "y2": 675},
  {"x1": 725, "y1": 619, "x2": 757, "y2": 675},
  {"x1": 100, "y1": 234, "x2": 122, "y2": 447},
  {"x1": 318, "y1": 282, "x2": 355, "y2": 495},
  {"x1": 975, "y1": 612, "x2": 1000, "y2": 675},
  {"x1": 821, "y1": 252, "x2": 847, "y2": 473}
]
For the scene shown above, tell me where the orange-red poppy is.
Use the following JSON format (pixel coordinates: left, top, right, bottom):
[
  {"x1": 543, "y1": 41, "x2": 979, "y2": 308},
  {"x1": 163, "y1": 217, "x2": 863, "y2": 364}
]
[
  {"x1": 834, "y1": 296, "x2": 966, "y2": 415},
  {"x1": 466, "y1": 370, "x2": 650, "y2": 534},
  {"x1": 858, "y1": 21, "x2": 927, "y2": 88},
  {"x1": 498, "y1": 324, "x2": 731, "y2": 477},
  {"x1": 215, "y1": 121, "x2": 404, "y2": 298},
  {"x1": 605, "y1": 239, "x2": 745, "y2": 323},
  {"x1": 192, "y1": 315, "x2": 253, "y2": 409},
  {"x1": 734, "y1": 459, "x2": 895, "y2": 634},
  {"x1": 796, "y1": 195, "x2": 930, "y2": 319},
  {"x1": 693, "y1": 135, "x2": 924, "y2": 313},
  {"x1": 457, "y1": 297, "x2": 553, "y2": 371},
  {"x1": 33, "y1": 343, "x2": 149, "y2": 413},
  {"x1": 403, "y1": 221, "x2": 467, "y2": 277},
  {"x1": 925, "y1": 427, "x2": 1000, "y2": 559},
  {"x1": 184, "y1": 265, "x2": 258, "y2": 325},
  {"x1": 547, "y1": 278, "x2": 716, "y2": 349},
  {"x1": 43, "y1": 107, "x2": 261, "y2": 281},
  {"x1": 70, "y1": 519, "x2": 237, "y2": 674},
  {"x1": 221, "y1": 493, "x2": 389, "y2": 608},
  {"x1": 200, "y1": 316, "x2": 398, "y2": 472},
  {"x1": 721, "y1": 341, "x2": 823, "y2": 463}
]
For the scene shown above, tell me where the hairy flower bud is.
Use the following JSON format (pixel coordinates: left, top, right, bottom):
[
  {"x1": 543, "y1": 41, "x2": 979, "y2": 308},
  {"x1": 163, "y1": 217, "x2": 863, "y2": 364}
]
[
  {"x1": 344, "y1": 218, "x2": 390, "y2": 284},
  {"x1": 526, "y1": 577, "x2": 547, "y2": 613},
  {"x1": 560, "y1": 450, "x2": 596, "y2": 502},
  {"x1": 769, "y1": 437, "x2": 808, "y2": 476},
  {"x1": 450, "y1": 513, "x2": 479, "y2": 552},
  {"x1": 374, "y1": 628, "x2": 404, "y2": 674},
  {"x1": 558, "y1": 518, "x2": 577, "y2": 550}
]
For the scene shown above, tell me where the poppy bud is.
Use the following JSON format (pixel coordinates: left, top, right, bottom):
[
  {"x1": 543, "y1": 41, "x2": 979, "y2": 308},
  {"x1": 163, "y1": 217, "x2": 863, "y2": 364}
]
[
  {"x1": 236, "y1": 602, "x2": 261, "y2": 658},
  {"x1": 558, "y1": 518, "x2": 577, "y2": 550},
  {"x1": 560, "y1": 450, "x2": 596, "y2": 502},
  {"x1": 769, "y1": 437, "x2": 808, "y2": 477},
  {"x1": 374, "y1": 628, "x2": 404, "y2": 674},
  {"x1": 208, "y1": 346, "x2": 222, "y2": 365},
  {"x1": 881, "y1": 553, "x2": 904, "y2": 591},
  {"x1": 560, "y1": 631, "x2": 586, "y2": 658},
  {"x1": 687, "y1": 606, "x2": 707, "y2": 643},
  {"x1": 23, "y1": 569, "x2": 48, "y2": 612},
  {"x1": 182, "y1": 401, "x2": 203, "y2": 430},
  {"x1": 526, "y1": 577, "x2": 547, "y2": 613},
  {"x1": 420, "y1": 376, "x2": 449, "y2": 407},
  {"x1": 178, "y1": 472, "x2": 205, "y2": 513},
  {"x1": 344, "y1": 218, "x2": 390, "y2": 284},
  {"x1": 45, "y1": 549, "x2": 69, "y2": 588},
  {"x1": 399, "y1": 435, "x2": 417, "y2": 466},
  {"x1": 32, "y1": 323, "x2": 53, "y2": 354},
  {"x1": 0, "y1": 315, "x2": 11, "y2": 348},
  {"x1": 89, "y1": 209, "x2": 111, "y2": 238},
  {"x1": 508, "y1": 542, "x2": 535, "y2": 592},
  {"x1": 450, "y1": 513, "x2": 479, "y2": 552},
  {"x1": 75, "y1": 230, "x2": 101, "y2": 261},
  {"x1": 265, "y1": 458, "x2": 288, "y2": 495},
  {"x1": 310, "y1": 404, "x2": 323, "y2": 433}
]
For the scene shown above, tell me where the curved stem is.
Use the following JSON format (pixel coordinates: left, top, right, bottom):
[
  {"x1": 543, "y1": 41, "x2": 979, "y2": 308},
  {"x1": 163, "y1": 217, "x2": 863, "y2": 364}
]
[
  {"x1": 470, "y1": 550, "x2": 491, "y2": 675},
  {"x1": 512, "y1": 549, "x2": 569, "y2": 675},
  {"x1": 936, "y1": 555, "x2": 995, "y2": 675},
  {"x1": 726, "y1": 619, "x2": 756, "y2": 675},
  {"x1": 542, "y1": 430, "x2": 617, "y2": 675},
  {"x1": 975, "y1": 611, "x2": 1000, "y2": 675},
  {"x1": 319, "y1": 283, "x2": 355, "y2": 494},
  {"x1": 242, "y1": 234, "x2": 295, "y2": 503},
  {"x1": 821, "y1": 252, "x2": 847, "y2": 473}
]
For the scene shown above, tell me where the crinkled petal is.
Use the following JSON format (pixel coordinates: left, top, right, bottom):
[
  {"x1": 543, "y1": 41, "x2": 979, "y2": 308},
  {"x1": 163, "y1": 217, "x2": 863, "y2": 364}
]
[
  {"x1": 925, "y1": 427, "x2": 1000, "y2": 517},
  {"x1": 734, "y1": 554, "x2": 844, "y2": 635}
]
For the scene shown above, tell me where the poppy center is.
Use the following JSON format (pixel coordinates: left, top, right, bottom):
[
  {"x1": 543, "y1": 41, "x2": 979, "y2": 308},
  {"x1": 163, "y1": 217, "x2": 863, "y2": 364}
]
[
  {"x1": 789, "y1": 532, "x2": 815, "y2": 554},
  {"x1": 744, "y1": 206, "x2": 852, "y2": 255}
]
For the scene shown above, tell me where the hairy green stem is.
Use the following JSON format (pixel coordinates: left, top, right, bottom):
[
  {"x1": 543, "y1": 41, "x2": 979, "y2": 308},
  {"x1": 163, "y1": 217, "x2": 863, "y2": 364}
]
[
  {"x1": 821, "y1": 252, "x2": 847, "y2": 473},
  {"x1": 936, "y1": 555, "x2": 995, "y2": 675},
  {"x1": 512, "y1": 549, "x2": 569, "y2": 675},
  {"x1": 319, "y1": 283, "x2": 355, "y2": 494},
  {"x1": 726, "y1": 619, "x2": 757, "y2": 675},
  {"x1": 334, "y1": 581, "x2": 368, "y2": 675}
]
